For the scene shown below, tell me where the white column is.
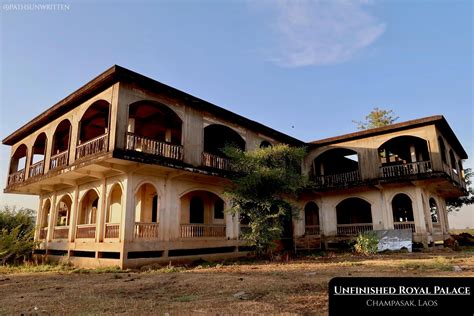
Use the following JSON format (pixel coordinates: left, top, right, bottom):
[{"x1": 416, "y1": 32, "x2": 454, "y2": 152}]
[
  {"x1": 68, "y1": 186, "x2": 79, "y2": 242},
  {"x1": 96, "y1": 177, "x2": 107, "y2": 242},
  {"x1": 47, "y1": 192, "x2": 57, "y2": 242}
]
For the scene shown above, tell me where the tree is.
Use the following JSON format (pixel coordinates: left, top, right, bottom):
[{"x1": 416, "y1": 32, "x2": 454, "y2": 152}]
[
  {"x1": 353, "y1": 108, "x2": 399, "y2": 130},
  {"x1": 223, "y1": 144, "x2": 307, "y2": 256},
  {"x1": 447, "y1": 168, "x2": 474, "y2": 212},
  {"x1": 0, "y1": 206, "x2": 37, "y2": 265}
]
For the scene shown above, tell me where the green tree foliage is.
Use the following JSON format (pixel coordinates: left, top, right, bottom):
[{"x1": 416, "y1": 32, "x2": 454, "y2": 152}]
[
  {"x1": 223, "y1": 144, "x2": 307, "y2": 256},
  {"x1": 353, "y1": 107, "x2": 399, "y2": 130},
  {"x1": 447, "y1": 168, "x2": 474, "y2": 212},
  {"x1": 0, "y1": 206, "x2": 37, "y2": 265}
]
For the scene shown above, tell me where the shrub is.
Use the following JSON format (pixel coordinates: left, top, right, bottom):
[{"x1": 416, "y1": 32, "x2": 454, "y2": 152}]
[
  {"x1": 0, "y1": 206, "x2": 37, "y2": 265},
  {"x1": 353, "y1": 231, "x2": 379, "y2": 256}
]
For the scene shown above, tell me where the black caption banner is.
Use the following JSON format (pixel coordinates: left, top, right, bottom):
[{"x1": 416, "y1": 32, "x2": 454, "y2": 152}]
[{"x1": 329, "y1": 277, "x2": 474, "y2": 316}]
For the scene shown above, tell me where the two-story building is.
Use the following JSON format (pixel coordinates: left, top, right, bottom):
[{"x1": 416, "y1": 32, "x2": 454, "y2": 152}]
[{"x1": 2, "y1": 65, "x2": 468, "y2": 268}]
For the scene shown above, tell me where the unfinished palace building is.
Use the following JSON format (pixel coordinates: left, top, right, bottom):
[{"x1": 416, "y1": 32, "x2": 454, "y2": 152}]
[{"x1": 3, "y1": 65, "x2": 468, "y2": 268}]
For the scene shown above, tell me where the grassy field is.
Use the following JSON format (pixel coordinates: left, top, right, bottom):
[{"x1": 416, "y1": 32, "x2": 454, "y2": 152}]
[{"x1": 0, "y1": 249, "x2": 473, "y2": 315}]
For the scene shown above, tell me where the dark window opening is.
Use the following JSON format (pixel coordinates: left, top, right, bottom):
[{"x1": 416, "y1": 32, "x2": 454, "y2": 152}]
[
  {"x1": 392, "y1": 193, "x2": 414, "y2": 222},
  {"x1": 190, "y1": 196, "x2": 204, "y2": 224},
  {"x1": 70, "y1": 251, "x2": 95, "y2": 258},
  {"x1": 203, "y1": 124, "x2": 245, "y2": 156},
  {"x1": 438, "y1": 137, "x2": 447, "y2": 164},
  {"x1": 78, "y1": 100, "x2": 109, "y2": 144},
  {"x1": 449, "y1": 150, "x2": 458, "y2": 174},
  {"x1": 304, "y1": 202, "x2": 319, "y2": 226},
  {"x1": 168, "y1": 247, "x2": 235, "y2": 257},
  {"x1": 260, "y1": 141, "x2": 272, "y2": 149},
  {"x1": 31, "y1": 133, "x2": 47, "y2": 164},
  {"x1": 429, "y1": 198, "x2": 439, "y2": 223},
  {"x1": 52, "y1": 119, "x2": 71, "y2": 154},
  {"x1": 128, "y1": 251, "x2": 163, "y2": 259},
  {"x1": 152, "y1": 195, "x2": 158, "y2": 222},
  {"x1": 9, "y1": 144, "x2": 27, "y2": 174},
  {"x1": 313, "y1": 148, "x2": 359, "y2": 176},
  {"x1": 214, "y1": 199, "x2": 224, "y2": 219},
  {"x1": 99, "y1": 252, "x2": 121, "y2": 259},
  {"x1": 336, "y1": 198, "x2": 372, "y2": 224},
  {"x1": 378, "y1": 136, "x2": 429, "y2": 165}
]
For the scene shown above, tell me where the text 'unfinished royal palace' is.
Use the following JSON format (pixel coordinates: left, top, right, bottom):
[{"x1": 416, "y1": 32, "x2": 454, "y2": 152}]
[{"x1": 3, "y1": 66, "x2": 468, "y2": 268}]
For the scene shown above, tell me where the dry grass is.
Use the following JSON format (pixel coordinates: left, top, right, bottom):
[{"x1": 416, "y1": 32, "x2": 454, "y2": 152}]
[{"x1": 0, "y1": 251, "x2": 473, "y2": 315}]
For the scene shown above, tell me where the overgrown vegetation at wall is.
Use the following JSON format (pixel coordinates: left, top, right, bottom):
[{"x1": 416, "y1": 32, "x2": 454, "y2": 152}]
[
  {"x1": 447, "y1": 168, "x2": 473, "y2": 212},
  {"x1": 353, "y1": 231, "x2": 379, "y2": 256},
  {"x1": 0, "y1": 206, "x2": 37, "y2": 265},
  {"x1": 223, "y1": 144, "x2": 308, "y2": 256}
]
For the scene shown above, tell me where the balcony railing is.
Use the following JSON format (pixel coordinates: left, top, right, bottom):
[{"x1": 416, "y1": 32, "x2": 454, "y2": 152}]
[
  {"x1": 394, "y1": 221, "x2": 415, "y2": 233},
  {"x1": 28, "y1": 160, "x2": 44, "y2": 178},
  {"x1": 76, "y1": 224, "x2": 96, "y2": 239},
  {"x1": 126, "y1": 133, "x2": 183, "y2": 160},
  {"x1": 53, "y1": 226, "x2": 69, "y2": 239},
  {"x1": 39, "y1": 227, "x2": 48, "y2": 240},
  {"x1": 105, "y1": 223, "x2": 120, "y2": 239},
  {"x1": 305, "y1": 225, "x2": 320, "y2": 236},
  {"x1": 380, "y1": 161, "x2": 432, "y2": 178},
  {"x1": 50, "y1": 150, "x2": 68, "y2": 170},
  {"x1": 7, "y1": 169, "x2": 25, "y2": 186},
  {"x1": 76, "y1": 134, "x2": 108, "y2": 160},
  {"x1": 202, "y1": 152, "x2": 230, "y2": 170},
  {"x1": 313, "y1": 170, "x2": 361, "y2": 188},
  {"x1": 134, "y1": 222, "x2": 159, "y2": 239},
  {"x1": 180, "y1": 224, "x2": 226, "y2": 238},
  {"x1": 337, "y1": 223, "x2": 373, "y2": 236}
]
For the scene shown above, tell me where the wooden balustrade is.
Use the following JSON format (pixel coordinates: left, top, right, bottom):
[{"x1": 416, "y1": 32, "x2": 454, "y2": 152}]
[
  {"x1": 76, "y1": 224, "x2": 96, "y2": 239},
  {"x1": 39, "y1": 227, "x2": 48, "y2": 240},
  {"x1": 201, "y1": 152, "x2": 230, "y2": 170},
  {"x1": 76, "y1": 134, "x2": 108, "y2": 160},
  {"x1": 126, "y1": 133, "x2": 183, "y2": 160},
  {"x1": 305, "y1": 225, "x2": 320, "y2": 236},
  {"x1": 28, "y1": 160, "x2": 44, "y2": 178},
  {"x1": 313, "y1": 170, "x2": 360, "y2": 187},
  {"x1": 7, "y1": 169, "x2": 25, "y2": 186},
  {"x1": 134, "y1": 222, "x2": 159, "y2": 239},
  {"x1": 394, "y1": 221, "x2": 415, "y2": 233},
  {"x1": 105, "y1": 223, "x2": 120, "y2": 239},
  {"x1": 50, "y1": 151, "x2": 68, "y2": 170},
  {"x1": 337, "y1": 223, "x2": 373, "y2": 235},
  {"x1": 380, "y1": 161, "x2": 432, "y2": 178},
  {"x1": 53, "y1": 226, "x2": 69, "y2": 239},
  {"x1": 180, "y1": 224, "x2": 226, "y2": 238}
]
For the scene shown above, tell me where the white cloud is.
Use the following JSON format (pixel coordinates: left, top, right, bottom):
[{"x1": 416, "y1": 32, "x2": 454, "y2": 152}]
[{"x1": 258, "y1": 0, "x2": 386, "y2": 67}]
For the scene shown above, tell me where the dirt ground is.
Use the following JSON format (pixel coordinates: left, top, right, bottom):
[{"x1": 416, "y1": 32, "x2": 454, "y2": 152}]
[{"x1": 0, "y1": 250, "x2": 473, "y2": 315}]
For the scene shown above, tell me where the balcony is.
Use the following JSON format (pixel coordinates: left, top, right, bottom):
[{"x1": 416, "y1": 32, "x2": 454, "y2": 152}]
[
  {"x1": 126, "y1": 133, "x2": 183, "y2": 160},
  {"x1": 50, "y1": 151, "x2": 68, "y2": 170},
  {"x1": 76, "y1": 134, "x2": 108, "y2": 160},
  {"x1": 305, "y1": 225, "x2": 320, "y2": 236},
  {"x1": 336, "y1": 223, "x2": 373, "y2": 236},
  {"x1": 7, "y1": 169, "x2": 25, "y2": 186},
  {"x1": 202, "y1": 152, "x2": 230, "y2": 170},
  {"x1": 105, "y1": 223, "x2": 120, "y2": 239},
  {"x1": 313, "y1": 170, "x2": 361, "y2": 188},
  {"x1": 28, "y1": 161, "x2": 44, "y2": 178},
  {"x1": 76, "y1": 224, "x2": 96, "y2": 239},
  {"x1": 380, "y1": 160, "x2": 432, "y2": 179},
  {"x1": 394, "y1": 221, "x2": 415, "y2": 233},
  {"x1": 180, "y1": 224, "x2": 226, "y2": 238},
  {"x1": 134, "y1": 222, "x2": 159, "y2": 239}
]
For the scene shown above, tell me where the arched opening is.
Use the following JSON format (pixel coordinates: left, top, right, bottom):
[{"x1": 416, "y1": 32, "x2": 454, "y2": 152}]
[
  {"x1": 105, "y1": 184, "x2": 122, "y2": 239},
  {"x1": 378, "y1": 136, "x2": 431, "y2": 177},
  {"x1": 134, "y1": 183, "x2": 159, "y2": 239},
  {"x1": 438, "y1": 137, "x2": 447, "y2": 164},
  {"x1": 53, "y1": 195, "x2": 72, "y2": 239},
  {"x1": 392, "y1": 193, "x2": 415, "y2": 232},
  {"x1": 429, "y1": 198, "x2": 439, "y2": 223},
  {"x1": 260, "y1": 140, "x2": 273, "y2": 149},
  {"x1": 304, "y1": 202, "x2": 320, "y2": 235},
  {"x1": 202, "y1": 124, "x2": 245, "y2": 170},
  {"x1": 126, "y1": 101, "x2": 183, "y2": 160},
  {"x1": 29, "y1": 133, "x2": 47, "y2": 178},
  {"x1": 449, "y1": 150, "x2": 458, "y2": 175},
  {"x1": 77, "y1": 100, "x2": 110, "y2": 159},
  {"x1": 336, "y1": 198, "x2": 373, "y2": 235},
  {"x1": 8, "y1": 144, "x2": 27, "y2": 185},
  {"x1": 180, "y1": 190, "x2": 226, "y2": 238},
  {"x1": 51, "y1": 119, "x2": 71, "y2": 169},
  {"x1": 77, "y1": 190, "x2": 99, "y2": 239},
  {"x1": 312, "y1": 148, "x2": 360, "y2": 186},
  {"x1": 39, "y1": 199, "x2": 51, "y2": 239}
]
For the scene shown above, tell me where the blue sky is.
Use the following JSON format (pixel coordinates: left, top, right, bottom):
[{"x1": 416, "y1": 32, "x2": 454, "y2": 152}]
[{"x1": 0, "y1": 0, "x2": 472, "y2": 210}]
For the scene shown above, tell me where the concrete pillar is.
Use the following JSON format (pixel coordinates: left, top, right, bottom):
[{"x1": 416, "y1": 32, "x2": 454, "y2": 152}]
[
  {"x1": 321, "y1": 199, "x2": 336, "y2": 236},
  {"x1": 96, "y1": 178, "x2": 107, "y2": 243},
  {"x1": 122, "y1": 174, "x2": 135, "y2": 243},
  {"x1": 35, "y1": 196, "x2": 43, "y2": 241},
  {"x1": 47, "y1": 192, "x2": 57, "y2": 242},
  {"x1": 413, "y1": 187, "x2": 428, "y2": 245},
  {"x1": 68, "y1": 186, "x2": 80, "y2": 242},
  {"x1": 410, "y1": 144, "x2": 417, "y2": 163}
]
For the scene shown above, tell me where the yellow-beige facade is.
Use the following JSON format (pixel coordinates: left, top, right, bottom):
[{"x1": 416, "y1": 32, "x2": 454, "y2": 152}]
[{"x1": 2, "y1": 65, "x2": 468, "y2": 268}]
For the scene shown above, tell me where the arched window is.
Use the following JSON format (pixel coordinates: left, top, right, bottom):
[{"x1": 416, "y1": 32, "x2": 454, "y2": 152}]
[
  {"x1": 56, "y1": 195, "x2": 72, "y2": 227},
  {"x1": 107, "y1": 184, "x2": 122, "y2": 224},
  {"x1": 203, "y1": 124, "x2": 245, "y2": 155},
  {"x1": 190, "y1": 196, "x2": 205, "y2": 224},
  {"x1": 438, "y1": 137, "x2": 447, "y2": 164},
  {"x1": 51, "y1": 119, "x2": 71, "y2": 169},
  {"x1": 429, "y1": 198, "x2": 439, "y2": 223},
  {"x1": 134, "y1": 183, "x2": 158, "y2": 223},
  {"x1": 378, "y1": 135, "x2": 430, "y2": 164},
  {"x1": 392, "y1": 193, "x2": 414, "y2": 222},
  {"x1": 304, "y1": 202, "x2": 320, "y2": 235},
  {"x1": 8, "y1": 144, "x2": 27, "y2": 185},
  {"x1": 260, "y1": 140, "x2": 272, "y2": 149},
  {"x1": 78, "y1": 190, "x2": 99, "y2": 225},
  {"x1": 41, "y1": 199, "x2": 51, "y2": 228},
  {"x1": 336, "y1": 198, "x2": 372, "y2": 224},
  {"x1": 30, "y1": 133, "x2": 47, "y2": 178},
  {"x1": 78, "y1": 100, "x2": 110, "y2": 144},
  {"x1": 449, "y1": 150, "x2": 458, "y2": 174}
]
